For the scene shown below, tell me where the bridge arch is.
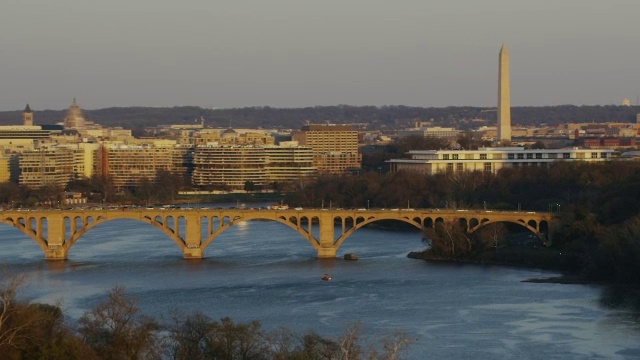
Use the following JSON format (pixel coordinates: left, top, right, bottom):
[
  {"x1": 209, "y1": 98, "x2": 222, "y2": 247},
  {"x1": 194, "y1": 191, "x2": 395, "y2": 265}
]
[
  {"x1": 0, "y1": 216, "x2": 48, "y2": 252},
  {"x1": 200, "y1": 214, "x2": 320, "y2": 253},
  {"x1": 334, "y1": 216, "x2": 427, "y2": 249},
  {"x1": 64, "y1": 216, "x2": 187, "y2": 255},
  {"x1": 468, "y1": 219, "x2": 548, "y2": 243}
]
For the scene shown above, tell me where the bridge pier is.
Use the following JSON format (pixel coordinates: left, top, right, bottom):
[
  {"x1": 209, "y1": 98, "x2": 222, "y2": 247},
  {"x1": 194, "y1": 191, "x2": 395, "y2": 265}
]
[
  {"x1": 45, "y1": 214, "x2": 67, "y2": 260},
  {"x1": 45, "y1": 246, "x2": 67, "y2": 260},
  {"x1": 183, "y1": 215, "x2": 203, "y2": 259},
  {"x1": 183, "y1": 247, "x2": 204, "y2": 259},
  {"x1": 317, "y1": 213, "x2": 338, "y2": 258},
  {"x1": 316, "y1": 247, "x2": 337, "y2": 258}
]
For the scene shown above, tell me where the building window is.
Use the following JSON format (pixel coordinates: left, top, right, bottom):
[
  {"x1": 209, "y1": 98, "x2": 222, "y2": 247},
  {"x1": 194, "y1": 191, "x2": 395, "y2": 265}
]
[
  {"x1": 591, "y1": 152, "x2": 598, "y2": 158},
  {"x1": 517, "y1": 153, "x2": 524, "y2": 159},
  {"x1": 536, "y1": 153, "x2": 542, "y2": 159},
  {"x1": 484, "y1": 162, "x2": 492, "y2": 173},
  {"x1": 526, "y1": 153, "x2": 533, "y2": 159},
  {"x1": 601, "y1": 152, "x2": 608, "y2": 159},
  {"x1": 480, "y1": 154, "x2": 487, "y2": 160},
  {"x1": 443, "y1": 154, "x2": 449, "y2": 160},
  {"x1": 452, "y1": 154, "x2": 459, "y2": 160},
  {"x1": 563, "y1": 153, "x2": 571, "y2": 159},
  {"x1": 446, "y1": 163, "x2": 454, "y2": 172},
  {"x1": 508, "y1": 153, "x2": 515, "y2": 160},
  {"x1": 456, "y1": 163, "x2": 463, "y2": 172},
  {"x1": 548, "y1": 153, "x2": 557, "y2": 159}
]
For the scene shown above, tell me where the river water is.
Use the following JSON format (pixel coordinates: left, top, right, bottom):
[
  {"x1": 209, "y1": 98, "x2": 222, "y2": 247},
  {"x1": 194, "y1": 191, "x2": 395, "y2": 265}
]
[{"x1": 1, "y1": 205, "x2": 639, "y2": 359}]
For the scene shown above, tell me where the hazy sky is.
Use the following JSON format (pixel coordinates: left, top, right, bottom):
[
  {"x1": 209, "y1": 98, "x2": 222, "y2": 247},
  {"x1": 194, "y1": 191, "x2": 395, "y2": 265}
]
[{"x1": 1, "y1": 0, "x2": 638, "y2": 111}]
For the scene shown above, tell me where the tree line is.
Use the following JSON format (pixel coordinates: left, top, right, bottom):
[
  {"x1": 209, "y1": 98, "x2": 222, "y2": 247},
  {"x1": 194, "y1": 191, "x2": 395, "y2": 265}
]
[
  {"x1": 1, "y1": 104, "x2": 638, "y2": 130},
  {"x1": 0, "y1": 169, "x2": 188, "y2": 209},
  {"x1": 284, "y1": 160, "x2": 640, "y2": 287},
  {"x1": 0, "y1": 279, "x2": 413, "y2": 360}
]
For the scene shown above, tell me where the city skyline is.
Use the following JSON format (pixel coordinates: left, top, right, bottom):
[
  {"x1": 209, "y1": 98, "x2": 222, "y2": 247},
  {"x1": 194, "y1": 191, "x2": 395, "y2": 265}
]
[{"x1": 1, "y1": 1, "x2": 639, "y2": 111}]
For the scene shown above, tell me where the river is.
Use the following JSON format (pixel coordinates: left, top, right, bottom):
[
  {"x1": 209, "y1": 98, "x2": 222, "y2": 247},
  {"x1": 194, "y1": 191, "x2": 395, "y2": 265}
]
[{"x1": 1, "y1": 205, "x2": 639, "y2": 359}]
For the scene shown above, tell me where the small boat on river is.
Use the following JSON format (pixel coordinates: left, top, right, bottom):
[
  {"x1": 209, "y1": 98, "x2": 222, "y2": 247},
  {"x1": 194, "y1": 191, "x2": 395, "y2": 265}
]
[{"x1": 321, "y1": 274, "x2": 332, "y2": 281}]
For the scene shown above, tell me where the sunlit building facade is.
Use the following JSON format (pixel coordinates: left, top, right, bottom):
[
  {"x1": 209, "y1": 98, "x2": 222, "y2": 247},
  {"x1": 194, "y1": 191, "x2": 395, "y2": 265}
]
[
  {"x1": 63, "y1": 99, "x2": 87, "y2": 129},
  {"x1": 192, "y1": 146, "x2": 267, "y2": 189},
  {"x1": 192, "y1": 142, "x2": 316, "y2": 189},
  {"x1": 18, "y1": 148, "x2": 75, "y2": 188},
  {"x1": 97, "y1": 145, "x2": 191, "y2": 189},
  {"x1": 387, "y1": 147, "x2": 616, "y2": 175},
  {"x1": 264, "y1": 143, "x2": 316, "y2": 183},
  {"x1": 292, "y1": 124, "x2": 361, "y2": 174}
]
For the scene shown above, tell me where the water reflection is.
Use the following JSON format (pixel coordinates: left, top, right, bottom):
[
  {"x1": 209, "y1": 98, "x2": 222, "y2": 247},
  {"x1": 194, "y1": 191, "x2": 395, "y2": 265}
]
[{"x1": 600, "y1": 285, "x2": 640, "y2": 316}]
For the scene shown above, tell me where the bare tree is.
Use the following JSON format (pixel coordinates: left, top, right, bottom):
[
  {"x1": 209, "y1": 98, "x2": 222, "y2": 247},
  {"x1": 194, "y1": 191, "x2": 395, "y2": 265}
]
[
  {"x1": 163, "y1": 310, "x2": 213, "y2": 360},
  {"x1": 366, "y1": 330, "x2": 415, "y2": 360},
  {"x1": 78, "y1": 285, "x2": 160, "y2": 360},
  {"x1": 477, "y1": 222, "x2": 507, "y2": 250},
  {"x1": 337, "y1": 322, "x2": 362, "y2": 360},
  {"x1": 1, "y1": 273, "x2": 97, "y2": 359},
  {"x1": 0, "y1": 274, "x2": 28, "y2": 351},
  {"x1": 378, "y1": 330, "x2": 415, "y2": 360},
  {"x1": 430, "y1": 220, "x2": 472, "y2": 258}
]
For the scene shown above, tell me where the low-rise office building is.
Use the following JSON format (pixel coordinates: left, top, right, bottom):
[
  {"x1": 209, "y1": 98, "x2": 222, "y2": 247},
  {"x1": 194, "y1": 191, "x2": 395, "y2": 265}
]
[{"x1": 387, "y1": 147, "x2": 616, "y2": 175}]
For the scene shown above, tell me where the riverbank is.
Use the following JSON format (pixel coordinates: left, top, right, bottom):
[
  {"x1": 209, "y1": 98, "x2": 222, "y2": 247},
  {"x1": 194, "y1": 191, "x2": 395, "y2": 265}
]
[
  {"x1": 408, "y1": 247, "x2": 583, "y2": 282},
  {"x1": 409, "y1": 247, "x2": 640, "y2": 313}
]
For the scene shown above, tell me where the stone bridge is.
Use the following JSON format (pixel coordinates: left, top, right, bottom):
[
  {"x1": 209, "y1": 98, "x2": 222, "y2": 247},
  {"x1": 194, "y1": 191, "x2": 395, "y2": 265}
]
[{"x1": 0, "y1": 208, "x2": 555, "y2": 260}]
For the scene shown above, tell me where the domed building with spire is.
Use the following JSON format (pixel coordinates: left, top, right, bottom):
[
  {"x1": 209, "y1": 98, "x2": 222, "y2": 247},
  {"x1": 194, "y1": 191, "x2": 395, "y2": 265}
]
[{"x1": 63, "y1": 98, "x2": 86, "y2": 129}]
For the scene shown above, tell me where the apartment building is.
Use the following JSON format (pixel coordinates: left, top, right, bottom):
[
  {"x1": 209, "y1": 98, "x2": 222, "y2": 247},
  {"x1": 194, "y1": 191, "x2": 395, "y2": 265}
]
[
  {"x1": 192, "y1": 146, "x2": 268, "y2": 189},
  {"x1": 192, "y1": 142, "x2": 316, "y2": 189},
  {"x1": 387, "y1": 147, "x2": 615, "y2": 175},
  {"x1": 193, "y1": 128, "x2": 276, "y2": 147},
  {"x1": 0, "y1": 155, "x2": 11, "y2": 182},
  {"x1": 264, "y1": 142, "x2": 316, "y2": 183},
  {"x1": 97, "y1": 145, "x2": 191, "y2": 189},
  {"x1": 292, "y1": 124, "x2": 361, "y2": 174},
  {"x1": 18, "y1": 148, "x2": 75, "y2": 188}
]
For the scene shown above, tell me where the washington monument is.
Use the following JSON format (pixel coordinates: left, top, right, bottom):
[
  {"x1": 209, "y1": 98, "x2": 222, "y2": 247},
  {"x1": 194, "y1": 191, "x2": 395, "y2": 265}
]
[{"x1": 498, "y1": 44, "x2": 512, "y2": 142}]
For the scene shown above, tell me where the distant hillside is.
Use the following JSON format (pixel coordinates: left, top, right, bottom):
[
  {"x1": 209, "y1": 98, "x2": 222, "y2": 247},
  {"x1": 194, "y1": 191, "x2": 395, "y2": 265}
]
[{"x1": 0, "y1": 105, "x2": 638, "y2": 130}]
